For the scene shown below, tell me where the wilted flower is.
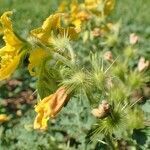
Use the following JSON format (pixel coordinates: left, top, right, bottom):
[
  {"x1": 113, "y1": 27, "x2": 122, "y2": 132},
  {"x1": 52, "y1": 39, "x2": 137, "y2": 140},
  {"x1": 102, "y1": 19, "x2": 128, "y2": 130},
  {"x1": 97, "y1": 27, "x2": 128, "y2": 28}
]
[
  {"x1": 129, "y1": 33, "x2": 139, "y2": 45},
  {"x1": 91, "y1": 100, "x2": 110, "y2": 118},
  {"x1": 138, "y1": 57, "x2": 149, "y2": 72},
  {"x1": 0, "y1": 11, "x2": 23, "y2": 81},
  {"x1": 0, "y1": 114, "x2": 10, "y2": 123},
  {"x1": 34, "y1": 86, "x2": 69, "y2": 130}
]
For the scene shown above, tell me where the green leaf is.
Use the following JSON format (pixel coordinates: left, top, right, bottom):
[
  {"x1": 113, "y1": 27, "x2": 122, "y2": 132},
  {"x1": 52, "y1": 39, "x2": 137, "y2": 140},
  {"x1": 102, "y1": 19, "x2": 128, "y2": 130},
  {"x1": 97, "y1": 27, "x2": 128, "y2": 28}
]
[{"x1": 37, "y1": 58, "x2": 59, "y2": 99}]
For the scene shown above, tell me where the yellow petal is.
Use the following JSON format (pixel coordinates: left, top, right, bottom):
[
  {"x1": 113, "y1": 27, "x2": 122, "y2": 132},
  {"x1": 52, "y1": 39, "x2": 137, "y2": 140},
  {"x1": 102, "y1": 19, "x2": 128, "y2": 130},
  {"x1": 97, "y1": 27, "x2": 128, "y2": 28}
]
[
  {"x1": 34, "y1": 111, "x2": 44, "y2": 129},
  {"x1": 70, "y1": 0, "x2": 79, "y2": 13},
  {"x1": 28, "y1": 48, "x2": 49, "y2": 76},
  {"x1": 59, "y1": 27, "x2": 78, "y2": 39},
  {"x1": 0, "y1": 52, "x2": 22, "y2": 81},
  {"x1": 34, "y1": 95, "x2": 53, "y2": 130},
  {"x1": 85, "y1": 0, "x2": 100, "y2": 10},
  {"x1": 31, "y1": 13, "x2": 61, "y2": 44},
  {"x1": 34, "y1": 94, "x2": 53, "y2": 113},
  {"x1": 85, "y1": 0, "x2": 115, "y2": 16},
  {"x1": 104, "y1": 0, "x2": 115, "y2": 15},
  {"x1": 3, "y1": 29, "x2": 22, "y2": 48},
  {"x1": 34, "y1": 111, "x2": 49, "y2": 130},
  {"x1": 57, "y1": 0, "x2": 68, "y2": 12},
  {"x1": 0, "y1": 11, "x2": 13, "y2": 30},
  {"x1": 42, "y1": 13, "x2": 61, "y2": 31},
  {"x1": 0, "y1": 12, "x2": 24, "y2": 81},
  {"x1": 72, "y1": 19, "x2": 82, "y2": 32}
]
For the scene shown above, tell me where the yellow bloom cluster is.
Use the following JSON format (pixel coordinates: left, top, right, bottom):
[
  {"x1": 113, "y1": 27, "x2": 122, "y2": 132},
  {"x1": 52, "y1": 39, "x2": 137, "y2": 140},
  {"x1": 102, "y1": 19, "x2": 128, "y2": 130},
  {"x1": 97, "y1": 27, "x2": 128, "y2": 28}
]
[
  {"x1": 57, "y1": 0, "x2": 115, "y2": 32},
  {"x1": 0, "y1": 11, "x2": 23, "y2": 80},
  {"x1": 85, "y1": 0, "x2": 115, "y2": 16}
]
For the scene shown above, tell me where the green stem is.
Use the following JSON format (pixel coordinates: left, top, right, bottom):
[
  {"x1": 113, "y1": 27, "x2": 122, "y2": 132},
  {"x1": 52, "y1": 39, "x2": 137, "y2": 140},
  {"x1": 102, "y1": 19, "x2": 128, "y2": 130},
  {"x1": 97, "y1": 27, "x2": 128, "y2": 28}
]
[
  {"x1": 36, "y1": 40, "x2": 74, "y2": 68},
  {"x1": 105, "y1": 135, "x2": 116, "y2": 150},
  {"x1": 67, "y1": 44, "x2": 75, "y2": 64}
]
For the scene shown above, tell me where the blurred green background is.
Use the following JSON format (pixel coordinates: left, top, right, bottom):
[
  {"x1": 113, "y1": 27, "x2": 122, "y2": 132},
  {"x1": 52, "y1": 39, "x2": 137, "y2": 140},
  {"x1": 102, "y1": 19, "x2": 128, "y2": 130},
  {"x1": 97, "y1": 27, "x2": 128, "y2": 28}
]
[{"x1": 0, "y1": 0, "x2": 150, "y2": 149}]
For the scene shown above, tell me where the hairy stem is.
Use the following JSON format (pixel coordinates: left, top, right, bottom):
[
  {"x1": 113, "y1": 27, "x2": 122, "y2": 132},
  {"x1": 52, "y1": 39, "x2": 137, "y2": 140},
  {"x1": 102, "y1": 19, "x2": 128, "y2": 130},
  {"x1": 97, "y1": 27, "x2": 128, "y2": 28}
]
[{"x1": 105, "y1": 135, "x2": 116, "y2": 150}]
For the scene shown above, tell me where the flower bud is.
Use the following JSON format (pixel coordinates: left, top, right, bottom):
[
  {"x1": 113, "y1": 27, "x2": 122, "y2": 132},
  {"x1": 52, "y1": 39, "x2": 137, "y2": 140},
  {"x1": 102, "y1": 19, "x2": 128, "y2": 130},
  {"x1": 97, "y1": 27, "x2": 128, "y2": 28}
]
[
  {"x1": 138, "y1": 57, "x2": 149, "y2": 72},
  {"x1": 129, "y1": 33, "x2": 139, "y2": 45}
]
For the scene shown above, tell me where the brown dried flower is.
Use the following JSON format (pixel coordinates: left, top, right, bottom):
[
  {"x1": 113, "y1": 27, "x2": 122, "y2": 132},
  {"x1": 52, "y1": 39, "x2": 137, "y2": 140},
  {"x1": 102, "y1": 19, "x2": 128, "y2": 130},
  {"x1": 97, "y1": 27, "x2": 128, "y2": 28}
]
[{"x1": 91, "y1": 100, "x2": 110, "y2": 118}]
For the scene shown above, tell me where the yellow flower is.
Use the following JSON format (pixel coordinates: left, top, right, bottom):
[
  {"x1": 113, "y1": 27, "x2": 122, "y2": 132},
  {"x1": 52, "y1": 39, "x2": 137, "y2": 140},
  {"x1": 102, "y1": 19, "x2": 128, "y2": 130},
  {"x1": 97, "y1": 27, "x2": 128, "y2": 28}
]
[
  {"x1": 0, "y1": 11, "x2": 23, "y2": 81},
  {"x1": 57, "y1": 0, "x2": 69, "y2": 13},
  {"x1": 0, "y1": 11, "x2": 13, "y2": 30},
  {"x1": 85, "y1": 0, "x2": 100, "y2": 10},
  {"x1": 0, "y1": 114, "x2": 10, "y2": 123},
  {"x1": 31, "y1": 13, "x2": 78, "y2": 45},
  {"x1": 69, "y1": 0, "x2": 90, "y2": 32},
  {"x1": 34, "y1": 86, "x2": 69, "y2": 130},
  {"x1": 0, "y1": 51, "x2": 22, "y2": 80},
  {"x1": 104, "y1": 0, "x2": 115, "y2": 15},
  {"x1": 30, "y1": 13, "x2": 61, "y2": 44},
  {"x1": 28, "y1": 48, "x2": 49, "y2": 76},
  {"x1": 85, "y1": 0, "x2": 115, "y2": 16}
]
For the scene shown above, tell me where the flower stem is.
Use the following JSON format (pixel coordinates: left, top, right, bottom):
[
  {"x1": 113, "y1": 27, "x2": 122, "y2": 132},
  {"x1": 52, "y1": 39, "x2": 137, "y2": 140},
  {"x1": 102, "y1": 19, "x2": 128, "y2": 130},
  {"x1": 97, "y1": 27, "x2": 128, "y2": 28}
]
[
  {"x1": 67, "y1": 44, "x2": 75, "y2": 64},
  {"x1": 105, "y1": 135, "x2": 116, "y2": 150}
]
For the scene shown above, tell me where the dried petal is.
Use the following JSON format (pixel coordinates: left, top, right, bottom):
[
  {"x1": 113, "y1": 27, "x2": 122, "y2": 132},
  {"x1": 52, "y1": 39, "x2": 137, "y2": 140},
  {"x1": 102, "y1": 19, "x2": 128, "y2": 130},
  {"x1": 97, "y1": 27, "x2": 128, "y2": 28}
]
[
  {"x1": 91, "y1": 108, "x2": 101, "y2": 117},
  {"x1": 34, "y1": 86, "x2": 69, "y2": 130}
]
